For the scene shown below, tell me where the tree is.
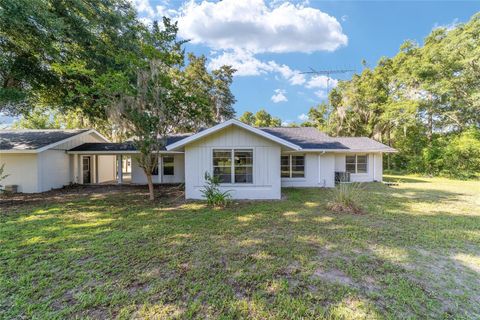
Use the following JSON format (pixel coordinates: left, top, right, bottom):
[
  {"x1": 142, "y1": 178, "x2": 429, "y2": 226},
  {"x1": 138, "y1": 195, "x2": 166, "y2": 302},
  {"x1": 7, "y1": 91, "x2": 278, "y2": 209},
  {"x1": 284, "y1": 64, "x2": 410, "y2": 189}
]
[
  {"x1": 238, "y1": 109, "x2": 281, "y2": 127},
  {"x1": 239, "y1": 111, "x2": 255, "y2": 125},
  {"x1": 0, "y1": 0, "x2": 142, "y2": 120},
  {"x1": 181, "y1": 54, "x2": 236, "y2": 131},
  {"x1": 12, "y1": 106, "x2": 87, "y2": 129},
  {"x1": 0, "y1": 163, "x2": 8, "y2": 189},
  {"x1": 102, "y1": 19, "x2": 211, "y2": 200}
]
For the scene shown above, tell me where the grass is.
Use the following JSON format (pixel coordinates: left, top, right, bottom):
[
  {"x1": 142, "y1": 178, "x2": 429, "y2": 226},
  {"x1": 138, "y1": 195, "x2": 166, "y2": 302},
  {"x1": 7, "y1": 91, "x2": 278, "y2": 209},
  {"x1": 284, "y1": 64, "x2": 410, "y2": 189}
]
[{"x1": 1, "y1": 175, "x2": 479, "y2": 319}]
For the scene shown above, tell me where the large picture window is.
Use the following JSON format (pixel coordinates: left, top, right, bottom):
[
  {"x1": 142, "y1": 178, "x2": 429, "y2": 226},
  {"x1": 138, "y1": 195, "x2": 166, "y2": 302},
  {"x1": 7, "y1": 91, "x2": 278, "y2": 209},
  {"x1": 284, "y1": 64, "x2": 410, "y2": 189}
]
[
  {"x1": 213, "y1": 149, "x2": 253, "y2": 184},
  {"x1": 346, "y1": 154, "x2": 368, "y2": 174},
  {"x1": 281, "y1": 155, "x2": 305, "y2": 178}
]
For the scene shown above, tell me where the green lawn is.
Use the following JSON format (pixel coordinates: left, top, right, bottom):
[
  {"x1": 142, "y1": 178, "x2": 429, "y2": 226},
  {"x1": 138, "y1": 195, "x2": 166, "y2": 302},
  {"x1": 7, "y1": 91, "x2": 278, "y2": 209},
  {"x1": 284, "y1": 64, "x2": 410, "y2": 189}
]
[{"x1": 1, "y1": 175, "x2": 479, "y2": 319}]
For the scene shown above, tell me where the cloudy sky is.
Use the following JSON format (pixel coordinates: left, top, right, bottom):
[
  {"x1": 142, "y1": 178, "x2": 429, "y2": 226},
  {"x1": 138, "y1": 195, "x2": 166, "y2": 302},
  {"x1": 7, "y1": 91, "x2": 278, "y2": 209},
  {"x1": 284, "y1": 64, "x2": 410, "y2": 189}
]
[
  {"x1": 1, "y1": 1, "x2": 477, "y2": 127},
  {"x1": 136, "y1": 0, "x2": 477, "y2": 124}
]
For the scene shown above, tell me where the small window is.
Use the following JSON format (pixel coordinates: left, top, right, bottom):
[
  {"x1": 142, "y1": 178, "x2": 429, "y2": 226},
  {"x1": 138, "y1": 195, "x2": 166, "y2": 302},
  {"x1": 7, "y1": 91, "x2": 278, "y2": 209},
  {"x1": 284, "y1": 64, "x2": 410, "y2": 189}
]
[
  {"x1": 163, "y1": 156, "x2": 174, "y2": 176},
  {"x1": 213, "y1": 149, "x2": 253, "y2": 184},
  {"x1": 280, "y1": 155, "x2": 305, "y2": 178},
  {"x1": 281, "y1": 155, "x2": 290, "y2": 177},
  {"x1": 345, "y1": 154, "x2": 368, "y2": 174}
]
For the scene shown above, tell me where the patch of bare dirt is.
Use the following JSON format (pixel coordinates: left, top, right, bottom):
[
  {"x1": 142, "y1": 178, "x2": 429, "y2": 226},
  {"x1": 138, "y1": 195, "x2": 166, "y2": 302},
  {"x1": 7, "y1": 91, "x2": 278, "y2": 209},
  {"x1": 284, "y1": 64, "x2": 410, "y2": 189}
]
[
  {"x1": 0, "y1": 184, "x2": 185, "y2": 212},
  {"x1": 313, "y1": 268, "x2": 354, "y2": 286}
]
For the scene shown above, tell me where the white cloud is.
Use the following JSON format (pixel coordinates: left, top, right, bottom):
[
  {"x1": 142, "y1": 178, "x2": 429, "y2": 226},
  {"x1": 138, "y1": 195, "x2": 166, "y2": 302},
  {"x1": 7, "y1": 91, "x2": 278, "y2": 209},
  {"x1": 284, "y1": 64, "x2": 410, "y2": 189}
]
[
  {"x1": 177, "y1": 0, "x2": 347, "y2": 54},
  {"x1": 298, "y1": 113, "x2": 309, "y2": 121},
  {"x1": 131, "y1": 0, "x2": 346, "y2": 97},
  {"x1": 314, "y1": 90, "x2": 328, "y2": 99},
  {"x1": 341, "y1": 15, "x2": 348, "y2": 22},
  {"x1": 306, "y1": 75, "x2": 338, "y2": 89},
  {"x1": 271, "y1": 89, "x2": 288, "y2": 103},
  {"x1": 208, "y1": 49, "x2": 306, "y2": 86},
  {"x1": 131, "y1": 0, "x2": 155, "y2": 18}
]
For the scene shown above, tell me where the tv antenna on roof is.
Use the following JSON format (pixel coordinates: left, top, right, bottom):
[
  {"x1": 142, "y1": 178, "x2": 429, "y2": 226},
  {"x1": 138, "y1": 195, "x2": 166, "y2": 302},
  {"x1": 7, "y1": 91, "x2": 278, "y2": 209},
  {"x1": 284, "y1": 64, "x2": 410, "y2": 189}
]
[{"x1": 300, "y1": 67, "x2": 355, "y2": 97}]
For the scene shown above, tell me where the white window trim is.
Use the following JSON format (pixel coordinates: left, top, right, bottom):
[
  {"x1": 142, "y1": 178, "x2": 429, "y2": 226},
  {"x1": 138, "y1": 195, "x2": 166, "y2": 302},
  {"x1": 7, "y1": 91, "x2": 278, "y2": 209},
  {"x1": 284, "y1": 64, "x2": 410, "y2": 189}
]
[
  {"x1": 281, "y1": 154, "x2": 305, "y2": 179},
  {"x1": 212, "y1": 148, "x2": 254, "y2": 185},
  {"x1": 346, "y1": 154, "x2": 368, "y2": 174}
]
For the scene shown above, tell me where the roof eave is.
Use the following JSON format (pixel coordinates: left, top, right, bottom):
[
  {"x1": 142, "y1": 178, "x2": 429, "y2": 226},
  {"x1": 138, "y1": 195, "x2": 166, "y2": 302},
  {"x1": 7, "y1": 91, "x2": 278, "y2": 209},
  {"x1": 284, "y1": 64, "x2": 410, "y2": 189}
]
[{"x1": 283, "y1": 148, "x2": 398, "y2": 153}]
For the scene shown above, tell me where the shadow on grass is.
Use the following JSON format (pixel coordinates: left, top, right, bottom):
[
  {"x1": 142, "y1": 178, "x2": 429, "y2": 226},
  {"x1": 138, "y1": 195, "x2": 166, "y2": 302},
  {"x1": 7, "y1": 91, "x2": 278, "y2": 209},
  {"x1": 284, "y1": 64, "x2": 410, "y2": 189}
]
[
  {"x1": 1, "y1": 183, "x2": 479, "y2": 319},
  {"x1": 383, "y1": 175, "x2": 429, "y2": 183}
]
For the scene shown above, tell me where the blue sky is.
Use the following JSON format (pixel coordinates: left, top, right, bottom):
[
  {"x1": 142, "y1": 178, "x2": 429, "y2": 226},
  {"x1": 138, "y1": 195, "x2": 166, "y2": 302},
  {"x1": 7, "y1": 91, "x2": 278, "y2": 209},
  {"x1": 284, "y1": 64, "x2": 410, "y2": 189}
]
[{"x1": 1, "y1": 1, "x2": 478, "y2": 127}]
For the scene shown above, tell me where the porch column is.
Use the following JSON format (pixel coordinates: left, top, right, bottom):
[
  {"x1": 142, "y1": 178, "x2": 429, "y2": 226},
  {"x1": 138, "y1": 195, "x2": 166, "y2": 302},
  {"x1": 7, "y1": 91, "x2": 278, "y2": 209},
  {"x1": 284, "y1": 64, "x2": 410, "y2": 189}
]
[
  {"x1": 73, "y1": 154, "x2": 79, "y2": 183},
  {"x1": 117, "y1": 154, "x2": 123, "y2": 184}
]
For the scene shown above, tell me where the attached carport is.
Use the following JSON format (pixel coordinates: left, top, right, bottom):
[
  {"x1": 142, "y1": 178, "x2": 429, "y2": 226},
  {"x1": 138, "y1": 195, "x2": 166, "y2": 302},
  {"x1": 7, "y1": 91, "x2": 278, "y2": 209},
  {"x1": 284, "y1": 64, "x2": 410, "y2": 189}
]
[{"x1": 67, "y1": 143, "x2": 137, "y2": 184}]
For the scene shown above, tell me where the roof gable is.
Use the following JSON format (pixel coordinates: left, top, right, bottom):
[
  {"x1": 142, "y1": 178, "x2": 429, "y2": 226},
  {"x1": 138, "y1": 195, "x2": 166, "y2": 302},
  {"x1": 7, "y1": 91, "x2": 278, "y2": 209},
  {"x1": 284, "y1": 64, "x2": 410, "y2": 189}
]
[{"x1": 166, "y1": 119, "x2": 301, "y2": 151}]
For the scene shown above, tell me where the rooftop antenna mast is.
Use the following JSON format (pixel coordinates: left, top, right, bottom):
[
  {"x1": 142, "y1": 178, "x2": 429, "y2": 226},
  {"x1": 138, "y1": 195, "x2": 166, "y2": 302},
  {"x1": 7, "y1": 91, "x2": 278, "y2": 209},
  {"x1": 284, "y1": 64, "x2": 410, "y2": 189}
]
[{"x1": 300, "y1": 67, "x2": 355, "y2": 98}]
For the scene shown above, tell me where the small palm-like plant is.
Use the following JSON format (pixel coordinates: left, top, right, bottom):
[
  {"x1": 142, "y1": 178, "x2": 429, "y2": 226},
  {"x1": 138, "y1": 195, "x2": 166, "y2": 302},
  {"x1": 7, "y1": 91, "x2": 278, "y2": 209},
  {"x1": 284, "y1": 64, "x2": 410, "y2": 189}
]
[
  {"x1": 200, "y1": 172, "x2": 232, "y2": 207},
  {"x1": 327, "y1": 182, "x2": 365, "y2": 214}
]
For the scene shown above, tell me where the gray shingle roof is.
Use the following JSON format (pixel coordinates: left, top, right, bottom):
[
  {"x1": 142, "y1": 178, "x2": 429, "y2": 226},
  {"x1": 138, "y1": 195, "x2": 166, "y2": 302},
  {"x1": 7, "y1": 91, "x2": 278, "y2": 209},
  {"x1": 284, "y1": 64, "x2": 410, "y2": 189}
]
[
  {"x1": 260, "y1": 127, "x2": 395, "y2": 151},
  {"x1": 260, "y1": 127, "x2": 347, "y2": 149},
  {"x1": 334, "y1": 137, "x2": 397, "y2": 152},
  {"x1": 69, "y1": 133, "x2": 193, "y2": 152},
  {"x1": 67, "y1": 127, "x2": 394, "y2": 153},
  {"x1": 0, "y1": 129, "x2": 89, "y2": 151}
]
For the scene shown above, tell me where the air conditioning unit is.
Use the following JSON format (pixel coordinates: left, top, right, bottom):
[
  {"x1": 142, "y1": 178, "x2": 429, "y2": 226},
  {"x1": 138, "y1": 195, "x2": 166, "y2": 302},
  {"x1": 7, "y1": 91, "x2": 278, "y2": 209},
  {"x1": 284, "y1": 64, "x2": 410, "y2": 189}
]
[
  {"x1": 4, "y1": 185, "x2": 18, "y2": 193},
  {"x1": 335, "y1": 172, "x2": 350, "y2": 184}
]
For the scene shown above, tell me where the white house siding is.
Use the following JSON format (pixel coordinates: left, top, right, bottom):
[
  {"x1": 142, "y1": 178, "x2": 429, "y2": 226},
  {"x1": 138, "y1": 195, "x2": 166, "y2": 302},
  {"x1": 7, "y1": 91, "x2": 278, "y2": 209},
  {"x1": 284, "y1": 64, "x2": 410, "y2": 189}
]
[
  {"x1": 161, "y1": 154, "x2": 185, "y2": 183},
  {"x1": 184, "y1": 125, "x2": 282, "y2": 200},
  {"x1": 131, "y1": 154, "x2": 185, "y2": 184},
  {"x1": 37, "y1": 150, "x2": 70, "y2": 192},
  {"x1": 55, "y1": 132, "x2": 105, "y2": 150},
  {"x1": 97, "y1": 155, "x2": 116, "y2": 183},
  {"x1": 281, "y1": 153, "x2": 335, "y2": 188},
  {"x1": 0, "y1": 154, "x2": 39, "y2": 193},
  {"x1": 334, "y1": 153, "x2": 383, "y2": 182},
  {"x1": 0, "y1": 131, "x2": 109, "y2": 193}
]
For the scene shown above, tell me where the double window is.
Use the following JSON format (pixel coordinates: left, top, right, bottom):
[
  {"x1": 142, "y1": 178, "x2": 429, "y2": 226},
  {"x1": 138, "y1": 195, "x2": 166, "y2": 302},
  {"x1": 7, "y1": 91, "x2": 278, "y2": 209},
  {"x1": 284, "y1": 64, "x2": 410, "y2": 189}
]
[
  {"x1": 346, "y1": 154, "x2": 368, "y2": 174},
  {"x1": 281, "y1": 155, "x2": 305, "y2": 178},
  {"x1": 213, "y1": 149, "x2": 253, "y2": 184}
]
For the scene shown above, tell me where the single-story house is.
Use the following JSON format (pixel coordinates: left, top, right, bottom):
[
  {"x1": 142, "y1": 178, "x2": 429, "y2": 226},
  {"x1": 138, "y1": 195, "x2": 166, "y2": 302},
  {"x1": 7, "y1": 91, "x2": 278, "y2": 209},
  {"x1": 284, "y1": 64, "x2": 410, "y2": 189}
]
[{"x1": 0, "y1": 119, "x2": 396, "y2": 198}]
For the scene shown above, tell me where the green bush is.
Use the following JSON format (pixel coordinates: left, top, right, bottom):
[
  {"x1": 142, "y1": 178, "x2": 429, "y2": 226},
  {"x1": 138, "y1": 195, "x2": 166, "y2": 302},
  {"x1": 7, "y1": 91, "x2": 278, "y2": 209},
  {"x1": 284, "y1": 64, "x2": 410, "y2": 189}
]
[
  {"x1": 441, "y1": 128, "x2": 480, "y2": 179},
  {"x1": 327, "y1": 182, "x2": 365, "y2": 214},
  {"x1": 200, "y1": 172, "x2": 232, "y2": 207}
]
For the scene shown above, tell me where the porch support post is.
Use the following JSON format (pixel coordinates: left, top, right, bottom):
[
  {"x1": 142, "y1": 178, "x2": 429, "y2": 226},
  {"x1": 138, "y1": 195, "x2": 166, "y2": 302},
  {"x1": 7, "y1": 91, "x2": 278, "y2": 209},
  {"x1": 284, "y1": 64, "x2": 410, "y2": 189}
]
[
  {"x1": 73, "y1": 154, "x2": 79, "y2": 183},
  {"x1": 117, "y1": 154, "x2": 123, "y2": 184}
]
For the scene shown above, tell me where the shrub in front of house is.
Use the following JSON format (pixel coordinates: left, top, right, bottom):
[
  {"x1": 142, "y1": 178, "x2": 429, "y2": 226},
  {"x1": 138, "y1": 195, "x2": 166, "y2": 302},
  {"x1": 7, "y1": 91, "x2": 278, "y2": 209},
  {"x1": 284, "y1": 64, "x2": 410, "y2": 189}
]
[
  {"x1": 200, "y1": 172, "x2": 232, "y2": 207},
  {"x1": 327, "y1": 182, "x2": 365, "y2": 214}
]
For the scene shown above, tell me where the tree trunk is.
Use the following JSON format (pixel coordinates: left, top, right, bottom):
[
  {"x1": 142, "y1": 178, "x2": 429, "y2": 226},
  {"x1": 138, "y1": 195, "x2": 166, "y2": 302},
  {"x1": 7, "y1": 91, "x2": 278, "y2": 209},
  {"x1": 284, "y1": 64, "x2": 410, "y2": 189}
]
[{"x1": 146, "y1": 172, "x2": 154, "y2": 201}]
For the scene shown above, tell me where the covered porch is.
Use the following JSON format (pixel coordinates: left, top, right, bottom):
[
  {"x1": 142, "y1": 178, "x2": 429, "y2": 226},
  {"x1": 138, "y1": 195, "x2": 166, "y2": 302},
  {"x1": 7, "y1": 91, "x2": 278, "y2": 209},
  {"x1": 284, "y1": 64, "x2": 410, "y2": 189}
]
[
  {"x1": 67, "y1": 142, "x2": 186, "y2": 185},
  {"x1": 68, "y1": 142, "x2": 139, "y2": 185},
  {"x1": 68, "y1": 153, "x2": 133, "y2": 185}
]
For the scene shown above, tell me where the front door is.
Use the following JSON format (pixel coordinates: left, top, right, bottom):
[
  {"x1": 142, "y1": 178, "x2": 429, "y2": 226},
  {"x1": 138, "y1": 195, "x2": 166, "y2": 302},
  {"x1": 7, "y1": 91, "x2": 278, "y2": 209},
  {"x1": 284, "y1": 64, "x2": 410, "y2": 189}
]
[{"x1": 83, "y1": 156, "x2": 91, "y2": 184}]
